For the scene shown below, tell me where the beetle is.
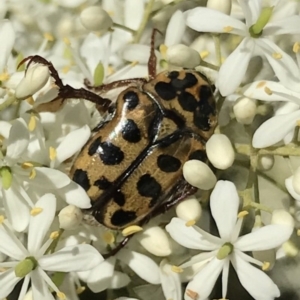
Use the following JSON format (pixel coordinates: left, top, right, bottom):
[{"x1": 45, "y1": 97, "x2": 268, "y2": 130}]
[{"x1": 22, "y1": 30, "x2": 217, "y2": 256}]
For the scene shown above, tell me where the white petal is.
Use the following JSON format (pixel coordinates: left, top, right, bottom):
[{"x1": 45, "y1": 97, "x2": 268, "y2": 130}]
[
  {"x1": 160, "y1": 259, "x2": 182, "y2": 300},
  {"x1": 239, "y1": 0, "x2": 260, "y2": 26},
  {"x1": 0, "y1": 121, "x2": 11, "y2": 139},
  {"x1": 285, "y1": 176, "x2": 300, "y2": 201},
  {"x1": 109, "y1": 271, "x2": 131, "y2": 289},
  {"x1": 231, "y1": 252, "x2": 280, "y2": 300},
  {"x1": 124, "y1": 0, "x2": 144, "y2": 30},
  {"x1": 252, "y1": 110, "x2": 300, "y2": 148},
  {"x1": 242, "y1": 80, "x2": 300, "y2": 103},
  {"x1": 0, "y1": 269, "x2": 21, "y2": 299},
  {"x1": 210, "y1": 181, "x2": 239, "y2": 241},
  {"x1": 165, "y1": 10, "x2": 186, "y2": 47},
  {"x1": 55, "y1": 125, "x2": 90, "y2": 166},
  {"x1": 29, "y1": 167, "x2": 71, "y2": 188},
  {"x1": 122, "y1": 44, "x2": 153, "y2": 64},
  {"x1": 0, "y1": 221, "x2": 27, "y2": 260},
  {"x1": 28, "y1": 194, "x2": 56, "y2": 255},
  {"x1": 235, "y1": 224, "x2": 293, "y2": 251},
  {"x1": 186, "y1": 7, "x2": 247, "y2": 35},
  {"x1": 63, "y1": 181, "x2": 92, "y2": 208},
  {"x1": 6, "y1": 118, "x2": 29, "y2": 161},
  {"x1": 264, "y1": 16, "x2": 300, "y2": 35},
  {"x1": 256, "y1": 38, "x2": 300, "y2": 91},
  {"x1": 39, "y1": 244, "x2": 103, "y2": 272},
  {"x1": 31, "y1": 269, "x2": 55, "y2": 300},
  {"x1": 87, "y1": 257, "x2": 115, "y2": 293},
  {"x1": 0, "y1": 20, "x2": 15, "y2": 73},
  {"x1": 2, "y1": 183, "x2": 30, "y2": 232},
  {"x1": 184, "y1": 257, "x2": 224, "y2": 300},
  {"x1": 166, "y1": 217, "x2": 221, "y2": 250},
  {"x1": 118, "y1": 249, "x2": 160, "y2": 284},
  {"x1": 217, "y1": 38, "x2": 254, "y2": 96}
]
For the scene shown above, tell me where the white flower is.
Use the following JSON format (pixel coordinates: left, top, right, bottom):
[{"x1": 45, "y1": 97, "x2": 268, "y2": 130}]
[
  {"x1": 166, "y1": 180, "x2": 294, "y2": 300},
  {"x1": 0, "y1": 193, "x2": 103, "y2": 300},
  {"x1": 186, "y1": 0, "x2": 300, "y2": 96},
  {"x1": 242, "y1": 78, "x2": 300, "y2": 147}
]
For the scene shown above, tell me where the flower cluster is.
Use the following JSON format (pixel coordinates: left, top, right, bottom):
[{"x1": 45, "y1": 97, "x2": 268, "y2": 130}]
[{"x1": 1, "y1": 0, "x2": 300, "y2": 300}]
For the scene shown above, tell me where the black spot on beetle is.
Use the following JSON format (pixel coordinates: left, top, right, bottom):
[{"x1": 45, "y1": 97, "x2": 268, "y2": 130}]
[
  {"x1": 113, "y1": 190, "x2": 126, "y2": 206},
  {"x1": 72, "y1": 169, "x2": 90, "y2": 191},
  {"x1": 121, "y1": 119, "x2": 141, "y2": 143},
  {"x1": 168, "y1": 71, "x2": 179, "y2": 79},
  {"x1": 88, "y1": 138, "x2": 101, "y2": 156},
  {"x1": 199, "y1": 85, "x2": 213, "y2": 105},
  {"x1": 124, "y1": 91, "x2": 139, "y2": 110},
  {"x1": 170, "y1": 72, "x2": 198, "y2": 90},
  {"x1": 98, "y1": 142, "x2": 124, "y2": 165},
  {"x1": 178, "y1": 91, "x2": 198, "y2": 112},
  {"x1": 137, "y1": 174, "x2": 162, "y2": 199},
  {"x1": 193, "y1": 108, "x2": 211, "y2": 131},
  {"x1": 155, "y1": 82, "x2": 177, "y2": 100},
  {"x1": 157, "y1": 154, "x2": 181, "y2": 173},
  {"x1": 111, "y1": 209, "x2": 137, "y2": 226},
  {"x1": 94, "y1": 176, "x2": 111, "y2": 189},
  {"x1": 189, "y1": 150, "x2": 207, "y2": 161}
]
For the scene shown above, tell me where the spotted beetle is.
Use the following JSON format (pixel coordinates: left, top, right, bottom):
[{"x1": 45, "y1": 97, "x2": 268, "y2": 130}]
[{"x1": 23, "y1": 30, "x2": 217, "y2": 256}]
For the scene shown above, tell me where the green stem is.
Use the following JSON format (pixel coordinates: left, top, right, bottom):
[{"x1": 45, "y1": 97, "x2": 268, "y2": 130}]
[
  {"x1": 199, "y1": 60, "x2": 219, "y2": 71},
  {"x1": 112, "y1": 23, "x2": 136, "y2": 34},
  {"x1": 133, "y1": 0, "x2": 155, "y2": 43},
  {"x1": 0, "y1": 96, "x2": 17, "y2": 111},
  {"x1": 212, "y1": 34, "x2": 222, "y2": 67}
]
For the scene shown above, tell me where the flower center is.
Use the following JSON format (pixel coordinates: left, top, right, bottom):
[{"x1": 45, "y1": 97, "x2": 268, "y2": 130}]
[
  {"x1": 249, "y1": 6, "x2": 274, "y2": 38},
  {"x1": 217, "y1": 242, "x2": 234, "y2": 259},
  {"x1": 15, "y1": 256, "x2": 38, "y2": 278},
  {"x1": 0, "y1": 166, "x2": 12, "y2": 189}
]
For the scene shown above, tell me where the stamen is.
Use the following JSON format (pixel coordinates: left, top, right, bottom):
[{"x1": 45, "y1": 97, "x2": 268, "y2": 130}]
[
  {"x1": 185, "y1": 220, "x2": 196, "y2": 227},
  {"x1": 50, "y1": 231, "x2": 60, "y2": 239},
  {"x1": 22, "y1": 162, "x2": 34, "y2": 169},
  {"x1": 171, "y1": 265, "x2": 183, "y2": 273},
  {"x1": 30, "y1": 207, "x2": 43, "y2": 216},
  {"x1": 102, "y1": 231, "x2": 115, "y2": 245},
  {"x1": 0, "y1": 215, "x2": 5, "y2": 224},
  {"x1": 57, "y1": 291, "x2": 66, "y2": 300},
  {"x1": 272, "y1": 52, "x2": 282, "y2": 59},
  {"x1": 28, "y1": 114, "x2": 36, "y2": 131},
  {"x1": 0, "y1": 71, "x2": 10, "y2": 81},
  {"x1": 44, "y1": 32, "x2": 54, "y2": 42},
  {"x1": 256, "y1": 81, "x2": 266, "y2": 88},
  {"x1": 264, "y1": 87, "x2": 272, "y2": 95},
  {"x1": 29, "y1": 168, "x2": 36, "y2": 179},
  {"x1": 293, "y1": 42, "x2": 300, "y2": 53},
  {"x1": 26, "y1": 96, "x2": 35, "y2": 105},
  {"x1": 76, "y1": 286, "x2": 86, "y2": 294},
  {"x1": 200, "y1": 50, "x2": 210, "y2": 59},
  {"x1": 122, "y1": 225, "x2": 143, "y2": 236},
  {"x1": 223, "y1": 26, "x2": 233, "y2": 33},
  {"x1": 262, "y1": 261, "x2": 270, "y2": 271},
  {"x1": 49, "y1": 147, "x2": 57, "y2": 161},
  {"x1": 237, "y1": 210, "x2": 248, "y2": 218},
  {"x1": 63, "y1": 37, "x2": 71, "y2": 46}
]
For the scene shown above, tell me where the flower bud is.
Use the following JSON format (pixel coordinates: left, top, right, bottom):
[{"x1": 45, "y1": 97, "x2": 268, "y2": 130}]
[
  {"x1": 138, "y1": 226, "x2": 172, "y2": 256},
  {"x1": 167, "y1": 44, "x2": 201, "y2": 68},
  {"x1": 15, "y1": 65, "x2": 50, "y2": 100},
  {"x1": 207, "y1": 0, "x2": 231, "y2": 15},
  {"x1": 257, "y1": 155, "x2": 274, "y2": 171},
  {"x1": 206, "y1": 134, "x2": 234, "y2": 170},
  {"x1": 175, "y1": 196, "x2": 202, "y2": 222},
  {"x1": 271, "y1": 209, "x2": 294, "y2": 227},
  {"x1": 80, "y1": 6, "x2": 113, "y2": 32},
  {"x1": 58, "y1": 205, "x2": 83, "y2": 230},
  {"x1": 292, "y1": 166, "x2": 300, "y2": 194},
  {"x1": 183, "y1": 160, "x2": 216, "y2": 190},
  {"x1": 233, "y1": 97, "x2": 256, "y2": 124}
]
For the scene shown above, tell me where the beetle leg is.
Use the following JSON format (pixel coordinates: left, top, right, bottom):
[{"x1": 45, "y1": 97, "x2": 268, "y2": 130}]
[
  {"x1": 84, "y1": 77, "x2": 147, "y2": 93},
  {"x1": 148, "y1": 28, "x2": 162, "y2": 80},
  {"x1": 145, "y1": 182, "x2": 198, "y2": 221},
  {"x1": 19, "y1": 55, "x2": 112, "y2": 113},
  {"x1": 103, "y1": 235, "x2": 133, "y2": 259}
]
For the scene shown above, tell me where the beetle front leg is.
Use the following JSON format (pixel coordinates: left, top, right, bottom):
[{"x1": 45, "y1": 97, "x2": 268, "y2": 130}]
[{"x1": 20, "y1": 55, "x2": 112, "y2": 113}]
